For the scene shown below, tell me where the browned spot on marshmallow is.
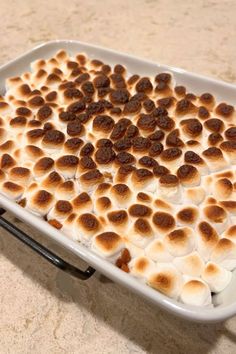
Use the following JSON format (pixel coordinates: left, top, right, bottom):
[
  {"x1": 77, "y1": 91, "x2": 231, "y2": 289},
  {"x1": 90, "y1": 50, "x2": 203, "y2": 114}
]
[
  {"x1": 166, "y1": 129, "x2": 184, "y2": 148},
  {"x1": 225, "y1": 127, "x2": 236, "y2": 141},
  {"x1": 137, "y1": 114, "x2": 156, "y2": 132},
  {"x1": 177, "y1": 207, "x2": 198, "y2": 224},
  {"x1": 93, "y1": 115, "x2": 114, "y2": 133},
  {"x1": 156, "y1": 115, "x2": 175, "y2": 131},
  {"x1": 135, "y1": 77, "x2": 153, "y2": 94},
  {"x1": 177, "y1": 164, "x2": 198, "y2": 183},
  {"x1": 204, "y1": 118, "x2": 224, "y2": 133},
  {"x1": 153, "y1": 165, "x2": 169, "y2": 177},
  {"x1": 204, "y1": 205, "x2": 227, "y2": 223},
  {"x1": 161, "y1": 147, "x2": 182, "y2": 161},
  {"x1": 184, "y1": 151, "x2": 203, "y2": 164},
  {"x1": 95, "y1": 147, "x2": 116, "y2": 164},
  {"x1": 152, "y1": 212, "x2": 175, "y2": 231},
  {"x1": 132, "y1": 137, "x2": 151, "y2": 152},
  {"x1": 42, "y1": 129, "x2": 65, "y2": 147},
  {"x1": 1, "y1": 154, "x2": 16, "y2": 170},
  {"x1": 16, "y1": 106, "x2": 32, "y2": 117},
  {"x1": 110, "y1": 118, "x2": 131, "y2": 140},
  {"x1": 175, "y1": 99, "x2": 197, "y2": 116},
  {"x1": 181, "y1": 118, "x2": 202, "y2": 138},
  {"x1": 215, "y1": 103, "x2": 234, "y2": 118},
  {"x1": 28, "y1": 95, "x2": 45, "y2": 108},
  {"x1": 108, "y1": 210, "x2": 128, "y2": 225},
  {"x1": 77, "y1": 213, "x2": 100, "y2": 232},
  {"x1": 202, "y1": 147, "x2": 223, "y2": 159},
  {"x1": 129, "y1": 204, "x2": 152, "y2": 218},
  {"x1": 109, "y1": 89, "x2": 130, "y2": 105},
  {"x1": 159, "y1": 174, "x2": 179, "y2": 187}
]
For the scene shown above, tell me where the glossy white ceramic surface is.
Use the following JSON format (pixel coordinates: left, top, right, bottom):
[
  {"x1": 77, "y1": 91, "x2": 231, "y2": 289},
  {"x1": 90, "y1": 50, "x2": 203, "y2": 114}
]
[{"x1": 0, "y1": 40, "x2": 236, "y2": 323}]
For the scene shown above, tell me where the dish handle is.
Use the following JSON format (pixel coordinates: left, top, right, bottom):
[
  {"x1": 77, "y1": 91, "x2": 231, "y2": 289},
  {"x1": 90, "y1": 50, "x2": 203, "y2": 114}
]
[{"x1": 0, "y1": 208, "x2": 96, "y2": 280}]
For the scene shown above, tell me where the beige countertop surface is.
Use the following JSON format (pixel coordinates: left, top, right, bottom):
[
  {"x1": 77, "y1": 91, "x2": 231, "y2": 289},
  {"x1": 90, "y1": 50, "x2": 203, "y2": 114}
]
[{"x1": 1, "y1": 0, "x2": 236, "y2": 353}]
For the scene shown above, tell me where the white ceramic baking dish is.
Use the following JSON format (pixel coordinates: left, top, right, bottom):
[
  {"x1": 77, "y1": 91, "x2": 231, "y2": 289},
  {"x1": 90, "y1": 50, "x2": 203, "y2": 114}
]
[{"x1": 0, "y1": 40, "x2": 236, "y2": 323}]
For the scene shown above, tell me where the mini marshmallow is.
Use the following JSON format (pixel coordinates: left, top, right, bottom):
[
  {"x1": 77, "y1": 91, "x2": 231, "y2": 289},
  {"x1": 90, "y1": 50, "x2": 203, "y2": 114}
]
[
  {"x1": 147, "y1": 263, "x2": 183, "y2": 299},
  {"x1": 202, "y1": 261, "x2": 232, "y2": 293},
  {"x1": 164, "y1": 227, "x2": 195, "y2": 257},
  {"x1": 145, "y1": 239, "x2": 173, "y2": 262},
  {"x1": 210, "y1": 238, "x2": 236, "y2": 271},
  {"x1": 127, "y1": 218, "x2": 154, "y2": 248},
  {"x1": 129, "y1": 256, "x2": 155, "y2": 279},
  {"x1": 91, "y1": 231, "x2": 124, "y2": 258},
  {"x1": 197, "y1": 221, "x2": 219, "y2": 261},
  {"x1": 180, "y1": 279, "x2": 212, "y2": 306},
  {"x1": 173, "y1": 252, "x2": 204, "y2": 277}
]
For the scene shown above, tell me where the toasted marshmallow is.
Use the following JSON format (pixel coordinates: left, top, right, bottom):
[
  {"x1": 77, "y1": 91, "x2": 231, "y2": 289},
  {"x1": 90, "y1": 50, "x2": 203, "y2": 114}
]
[
  {"x1": 0, "y1": 101, "x2": 11, "y2": 117},
  {"x1": 129, "y1": 168, "x2": 156, "y2": 193},
  {"x1": 160, "y1": 147, "x2": 183, "y2": 172},
  {"x1": 55, "y1": 180, "x2": 78, "y2": 200},
  {"x1": 94, "y1": 197, "x2": 112, "y2": 214},
  {"x1": 0, "y1": 140, "x2": 15, "y2": 154},
  {"x1": 180, "y1": 279, "x2": 212, "y2": 306},
  {"x1": 184, "y1": 151, "x2": 208, "y2": 175},
  {"x1": 71, "y1": 192, "x2": 93, "y2": 214},
  {"x1": 176, "y1": 206, "x2": 199, "y2": 226},
  {"x1": 220, "y1": 141, "x2": 236, "y2": 164},
  {"x1": 157, "y1": 174, "x2": 181, "y2": 204},
  {"x1": 0, "y1": 169, "x2": 6, "y2": 183},
  {"x1": 127, "y1": 218, "x2": 154, "y2": 248},
  {"x1": 107, "y1": 210, "x2": 129, "y2": 233},
  {"x1": 93, "y1": 182, "x2": 111, "y2": 197},
  {"x1": 176, "y1": 164, "x2": 201, "y2": 187},
  {"x1": 203, "y1": 204, "x2": 228, "y2": 234},
  {"x1": 27, "y1": 189, "x2": 54, "y2": 216},
  {"x1": 197, "y1": 221, "x2": 219, "y2": 261},
  {"x1": 124, "y1": 240, "x2": 145, "y2": 258},
  {"x1": 173, "y1": 252, "x2": 204, "y2": 277},
  {"x1": 48, "y1": 200, "x2": 73, "y2": 221},
  {"x1": 0, "y1": 128, "x2": 7, "y2": 144},
  {"x1": 0, "y1": 181, "x2": 24, "y2": 200},
  {"x1": 145, "y1": 239, "x2": 173, "y2": 262},
  {"x1": 113, "y1": 165, "x2": 136, "y2": 184},
  {"x1": 22, "y1": 145, "x2": 45, "y2": 162},
  {"x1": 202, "y1": 262, "x2": 232, "y2": 293},
  {"x1": 40, "y1": 171, "x2": 64, "y2": 192},
  {"x1": 1, "y1": 153, "x2": 16, "y2": 171},
  {"x1": 33, "y1": 157, "x2": 54, "y2": 178},
  {"x1": 219, "y1": 201, "x2": 236, "y2": 216},
  {"x1": 202, "y1": 147, "x2": 228, "y2": 172},
  {"x1": 79, "y1": 169, "x2": 104, "y2": 192},
  {"x1": 75, "y1": 213, "x2": 102, "y2": 244},
  {"x1": 153, "y1": 198, "x2": 173, "y2": 212},
  {"x1": 62, "y1": 213, "x2": 78, "y2": 240},
  {"x1": 184, "y1": 186, "x2": 206, "y2": 205},
  {"x1": 92, "y1": 232, "x2": 124, "y2": 258},
  {"x1": 210, "y1": 238, "x2": 236, "y2": 270},
  {"x1": 41, "y1": 129, "x2": 65, "y2": 152},
  {"x1": 109, "y1": 183, "x2": 134, "y2": 208},
  {"x1": 55, "y1": 155, "x2": 79, "y2": 179},
  {"x1": 8, "y1": 166, "x2": 32, "y2": 187},
  {"x1": 164, "y1": 227, "x2": 195, "y2": 257},
  {"x1": 213, "y1": 178, "x2": 233, "y2": 199},
  {"x1": 129, "y1": 256, "x2": 155, "y2": 279},
  {"x1": 152, "y1": 211, "x2": 176, "y2": 236},
  {"x1": 147, "y1": 263, "x2": 183, "y2": 299},
  {"x1": 224, "y1": 225, "x2": 236, "y2": 243}
]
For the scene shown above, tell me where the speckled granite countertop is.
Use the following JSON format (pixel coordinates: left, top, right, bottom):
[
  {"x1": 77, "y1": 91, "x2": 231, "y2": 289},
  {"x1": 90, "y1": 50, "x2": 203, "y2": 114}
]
[{"x1": 1, "y1": 0, "x2": 236, "y2": 353}]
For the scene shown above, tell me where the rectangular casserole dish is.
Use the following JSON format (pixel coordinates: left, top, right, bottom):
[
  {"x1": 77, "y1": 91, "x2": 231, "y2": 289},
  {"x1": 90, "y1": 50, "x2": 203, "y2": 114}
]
[{"x1": 0, "y1": 39, "x2": 236, "y2": 323}]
